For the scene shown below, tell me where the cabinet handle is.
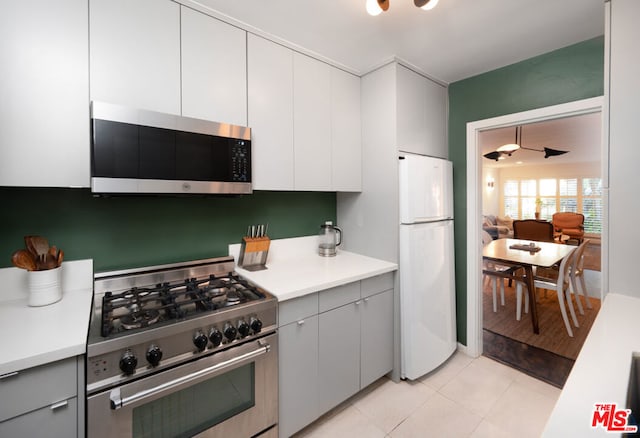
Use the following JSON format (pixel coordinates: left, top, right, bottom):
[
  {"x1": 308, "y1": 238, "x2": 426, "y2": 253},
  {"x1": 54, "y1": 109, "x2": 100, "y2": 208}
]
[
  {"x1": 50, "y1": 400, "x2": 68, "y2": 411},
  {"x1": 364, "y1": 297, "x2": 370, "y2": 303},
  {"x1": 297, "y1": 320, "x2": 305, "y2": 326},
  {"x1": 355, "y1": 300, "x2": 362, "y2": 305},
  {"x1": 0, "y1": 371, "x2": 18, "y2": 380}
]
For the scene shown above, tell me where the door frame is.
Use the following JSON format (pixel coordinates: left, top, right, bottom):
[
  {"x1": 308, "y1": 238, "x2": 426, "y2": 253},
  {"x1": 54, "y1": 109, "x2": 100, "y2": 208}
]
[{"x1": 465, "y1": 96, "x2": 606, "y2": 357}]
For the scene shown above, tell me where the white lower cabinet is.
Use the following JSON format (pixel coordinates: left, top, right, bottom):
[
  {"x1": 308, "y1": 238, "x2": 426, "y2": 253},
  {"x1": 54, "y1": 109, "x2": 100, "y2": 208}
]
[
  {"x1": 0, "y1": 398, "x2": 78, "y2": 438},
  {"x1": 360, "y1": 289, "x2": 394, "y2": 388},
  {"x1": 0, "y1": 356, "x2": 83, "y2": 438},
  {"x1": 279, "y1": 315, "x2": 319, "y2": 438},
  {"x1": 278, "y1": 272, "x2": 394, "y2": 437},
  {"x1": 318, "y1": 302, "x2": 360, "y2": 413}
]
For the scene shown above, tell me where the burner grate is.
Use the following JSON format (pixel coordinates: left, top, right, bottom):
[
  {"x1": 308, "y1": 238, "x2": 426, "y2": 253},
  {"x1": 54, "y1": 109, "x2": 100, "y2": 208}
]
[{"x1": 100, "y1": 273, "x2": 265, "y2": 337}]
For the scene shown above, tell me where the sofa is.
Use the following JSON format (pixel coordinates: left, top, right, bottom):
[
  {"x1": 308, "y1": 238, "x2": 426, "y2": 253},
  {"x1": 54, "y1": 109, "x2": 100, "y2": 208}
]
[{"x1": 482, "y1": 215, "x2": 514, "y2": 239}]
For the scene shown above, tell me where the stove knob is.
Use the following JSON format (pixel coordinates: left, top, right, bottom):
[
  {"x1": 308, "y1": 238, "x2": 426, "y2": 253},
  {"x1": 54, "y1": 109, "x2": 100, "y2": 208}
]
[
  {"x1": 209, "y1": 328, "x2": 223, "y2": 347},
  {"x1": 250, "y1": 317, "x2": 263, "y2": 334},
  {"x1": 193, "y1": 331, "x2": 208, "y2": 352},
  {"x1": 146, "y1": 345, "x2": 163, "y2": 367},
  {"x1": 223, "y1": 322, "x2": 237, "y2": 341},
  {"x1": 237, "y1": 319, "x2": 250, "y2": 338},
  {"x1": 119, "y1": 350, "x2": 138, "y2": 375}
]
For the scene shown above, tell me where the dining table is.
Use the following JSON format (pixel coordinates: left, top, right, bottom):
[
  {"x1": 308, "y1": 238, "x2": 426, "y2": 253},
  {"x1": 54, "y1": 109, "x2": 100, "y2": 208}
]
[{"x1": 482, "y1": 237, "x2": 575, "y2": 334}]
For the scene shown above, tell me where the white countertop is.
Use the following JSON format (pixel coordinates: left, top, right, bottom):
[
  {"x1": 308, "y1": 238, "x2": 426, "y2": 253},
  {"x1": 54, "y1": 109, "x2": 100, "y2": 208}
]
[
  {"x1": 543, "y1": 293, "x2": 640, "y2": 437},
  {"x1": 229, "y1": 236, "x2": 397, "y2": 301},
  {"x1": 0, "y1": 260, "x2": 93, "y2": 375}
]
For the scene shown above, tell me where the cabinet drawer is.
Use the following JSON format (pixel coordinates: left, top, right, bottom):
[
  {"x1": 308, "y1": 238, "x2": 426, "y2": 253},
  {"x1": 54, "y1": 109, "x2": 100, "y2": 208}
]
[
  {"x1": 319, "y1": 282, "x2": 360, "y2": 313},
  {"x1": 361, "y1": 272, "x2": 394, "y2": 298},
  {"x1": 279, "y1": 293, "x2": 318, "y2": 327},
  {"x1": 0, "y1": 396, "x2": 77, "y2": 438},
  {"x1": 0, "y1": 357, "x2": 77, "y2": 422}
]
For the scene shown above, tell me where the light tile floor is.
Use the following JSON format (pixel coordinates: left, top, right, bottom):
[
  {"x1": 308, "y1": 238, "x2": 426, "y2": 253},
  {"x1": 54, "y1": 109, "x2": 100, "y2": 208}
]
[{"x1": 293, "y1": 352, "x2": 560, "y2": 438}]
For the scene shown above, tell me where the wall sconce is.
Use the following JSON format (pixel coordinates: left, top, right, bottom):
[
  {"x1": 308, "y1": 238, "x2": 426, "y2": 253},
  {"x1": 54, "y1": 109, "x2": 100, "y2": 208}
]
[{"x1": 486, "y1": 178, "x2": 495, "y2": 191}]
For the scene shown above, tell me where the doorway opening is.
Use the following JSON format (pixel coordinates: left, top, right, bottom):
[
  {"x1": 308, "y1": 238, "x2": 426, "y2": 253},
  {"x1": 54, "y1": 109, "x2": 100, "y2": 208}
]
[{"x1": 465, "y1": 97, "x2": 607, "y2": 386}]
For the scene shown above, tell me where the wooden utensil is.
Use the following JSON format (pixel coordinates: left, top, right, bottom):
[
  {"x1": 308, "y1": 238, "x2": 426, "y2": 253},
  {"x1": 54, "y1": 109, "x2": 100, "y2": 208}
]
[
  {"x1": 48, "y1": 245, "x2": 59, "y2": 260},
  {"x1": 56, "y1": 249, "x2": 64, "y2": 268},
  {"x1": 31, "y1": 236, "x2": 49, "y2": 263},
  {"x1": 11, "y1": 249, "x2": 38, "y2": 271},
  {"x1": 24, "y1": 235, "x2": 39, "y2": 260}
]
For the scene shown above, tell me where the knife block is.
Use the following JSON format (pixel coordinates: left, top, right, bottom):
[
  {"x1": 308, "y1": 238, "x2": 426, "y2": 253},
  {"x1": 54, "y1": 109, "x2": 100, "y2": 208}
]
[{"x1": 238, "y1": 236, "x2": 270, "y2": 271}]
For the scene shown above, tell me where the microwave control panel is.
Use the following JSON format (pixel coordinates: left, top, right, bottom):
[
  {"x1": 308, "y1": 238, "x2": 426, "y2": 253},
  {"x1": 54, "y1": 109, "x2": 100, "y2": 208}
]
[{"x1": 230, "y1": 140, "x2": 251, "y2": 182}]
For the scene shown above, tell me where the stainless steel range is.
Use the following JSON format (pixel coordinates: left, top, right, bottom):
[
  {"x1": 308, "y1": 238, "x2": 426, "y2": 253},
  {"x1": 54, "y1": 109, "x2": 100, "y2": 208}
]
[{"x1": 86, "y1": 256, "x2": 278, "y2": 438}]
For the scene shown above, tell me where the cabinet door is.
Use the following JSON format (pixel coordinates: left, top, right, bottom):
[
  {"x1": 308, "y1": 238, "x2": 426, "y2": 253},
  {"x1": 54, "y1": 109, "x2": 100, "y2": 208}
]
[
  {"x1": 331, "y1": 68, "x2": 362, "y2": 192},
  {"x1": 247, "y1": 35, "x2": 294, "y2": 190},
  {"x1": 0, "y1": 397, "x2": 77, "y2": 438},
  {"x1": 0, "y1": 357, "x2": 77, "y2": 423},
  {"x1": 181, "y1": 7, "x2": 247, "y2": 126},
  {"x1": 318, "y1": 302, "x2": 360, "y2": 414},
  {"x1": 396, "y1": 65, "x2": 447, "y2": 158},
  {"x1": 0, "y1": 0, "x2": 89, "y2": 187},
  {"x1": 89, "y1": 0, "x2": 180, "y2": 115},
  {"x1": 278, "y1": 316, "x2": 319, "y2": 438},
  {"x1": 361, "y1": 289, "x2": 394, "y2": 388},
  {"x1": 294, "y1": 53, "x2": 332, "y2": 191}
]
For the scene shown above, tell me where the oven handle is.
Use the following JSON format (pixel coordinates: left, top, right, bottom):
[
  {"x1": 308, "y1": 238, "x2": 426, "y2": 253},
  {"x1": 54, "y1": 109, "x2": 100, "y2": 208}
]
[{"x1": 110, "y1": 340, "x2": 271, "y2": 410}]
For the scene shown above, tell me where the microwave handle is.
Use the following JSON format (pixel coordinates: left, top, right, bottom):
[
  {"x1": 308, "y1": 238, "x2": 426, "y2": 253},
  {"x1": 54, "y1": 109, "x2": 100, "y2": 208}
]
[{"x1": 110, "y1": 341, "x2": 270, "y2": 410}]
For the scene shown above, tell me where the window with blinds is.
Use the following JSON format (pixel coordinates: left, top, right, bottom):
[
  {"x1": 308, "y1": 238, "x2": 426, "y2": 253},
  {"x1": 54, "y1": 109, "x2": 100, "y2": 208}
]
[{"x1": 502, "y1": 177, "x2": 602, "y2": 236}]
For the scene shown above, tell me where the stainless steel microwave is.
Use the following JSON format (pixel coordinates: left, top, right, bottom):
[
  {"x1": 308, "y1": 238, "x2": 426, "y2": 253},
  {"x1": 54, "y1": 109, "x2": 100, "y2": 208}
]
[{"x1": 90, "y1": 102, "x2": 252, "y2": 195}]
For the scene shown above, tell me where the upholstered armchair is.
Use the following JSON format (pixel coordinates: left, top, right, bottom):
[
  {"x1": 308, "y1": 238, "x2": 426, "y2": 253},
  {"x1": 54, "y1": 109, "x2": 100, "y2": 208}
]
[
  {"x1": 552, "y1": 212, "x2": 585, "y2": 243},
  {"x1": 482, "y1": 215, "x2": 514, "y2": 239}
]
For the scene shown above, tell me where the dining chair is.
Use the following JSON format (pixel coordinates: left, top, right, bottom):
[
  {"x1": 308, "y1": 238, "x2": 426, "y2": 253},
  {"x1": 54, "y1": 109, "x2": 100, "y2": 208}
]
[
  {"x1": 569, "y1": 239, "x2": 592, "y2": 315},
  {"x1": 482, "y1": 230, "x2": 522, "y2": 315},
  {"x1": 512, "y1": 219, "x2": 555, "y2": 242},
  {"x1": 521, "y1": 247, "x2": 579, "y2": 337}
]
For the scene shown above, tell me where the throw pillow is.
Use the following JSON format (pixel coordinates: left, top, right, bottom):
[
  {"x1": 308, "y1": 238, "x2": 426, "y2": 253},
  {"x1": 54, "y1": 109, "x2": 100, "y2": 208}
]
[{"x1": 496, "y1": 216, "x2": 513, "y2": 230}]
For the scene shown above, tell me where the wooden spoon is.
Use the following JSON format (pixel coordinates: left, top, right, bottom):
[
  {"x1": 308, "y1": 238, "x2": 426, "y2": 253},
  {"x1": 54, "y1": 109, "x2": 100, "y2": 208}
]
[
  {"x1": 24, "y1": 235, "x2": 39, "y2": 260},
  {"x1": 48, "y1": 245, "x2": 59, "y2": 260},
  {"x1": 11, "y1": 249, "x2": 38, "y2": 271},
  {"x1": 56, "y1": 249, "x2": 64, "y2": 268}
]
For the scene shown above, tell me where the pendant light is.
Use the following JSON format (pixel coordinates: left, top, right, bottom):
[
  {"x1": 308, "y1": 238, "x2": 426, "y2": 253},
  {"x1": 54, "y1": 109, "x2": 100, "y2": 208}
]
[
  {"x1": 414, "y1": 0, "x2": 439, "y2": 10},
  {"x1": 483, "y1": 125, "x2": 570, "y2": 161},
  {"x1": 367, "y1": 0, "x2": 438, "y2": 15}
]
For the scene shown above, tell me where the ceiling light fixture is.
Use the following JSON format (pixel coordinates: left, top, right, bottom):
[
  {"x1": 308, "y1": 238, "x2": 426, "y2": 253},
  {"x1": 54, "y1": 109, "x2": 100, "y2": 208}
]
[
  {"x1": 483, "y1": 125, "x2": 570, "y2": 162},
  {"x1": 366, "y1": 0, "x2": 438, "y2": 16}
]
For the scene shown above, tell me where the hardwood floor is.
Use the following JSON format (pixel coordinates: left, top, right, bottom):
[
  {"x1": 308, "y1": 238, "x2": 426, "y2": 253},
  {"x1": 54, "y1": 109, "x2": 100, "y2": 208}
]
[
  {"x1": 483, "y1": 281, "x2": 601, "y2": 360},
  {"x1": 483, "y1": 241, "x2": 602, "y2": 386}
]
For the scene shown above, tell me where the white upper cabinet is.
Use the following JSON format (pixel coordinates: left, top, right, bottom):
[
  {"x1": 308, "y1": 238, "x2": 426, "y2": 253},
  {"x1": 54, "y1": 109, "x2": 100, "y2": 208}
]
[
  {"x1": 247, "y1": 35, "x2": 362, "y2": 192},
  {"x1": 247, "y1": 34, "x2": 295, "y2": 190},
  {"x1": 331, "y1": 69, "x2": 362, "y2": 192},
  {"x1": 396, "y1": 65, "x2": 447, "y2": 158},
  {"x1": 89, "y1": 0, "x2": 181, "y2": 115},
  {"x1": 294, "y1": 53, "x2": 332, "y2": 191},
  {"x1": 181, "y1": 7, "x2": 247, "y2": 127},
  {"x1": 0, "y1": 0, "x2": 89, "y2": 187}
]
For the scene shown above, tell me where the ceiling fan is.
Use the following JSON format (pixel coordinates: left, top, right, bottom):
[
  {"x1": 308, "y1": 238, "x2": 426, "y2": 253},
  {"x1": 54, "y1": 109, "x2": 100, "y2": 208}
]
[
  {"x1": 483, "y1": 125, "x2": 570, "y2": 161},
  {"x1": 366, "y1": 0, "x2": 439, "y2": 16}
]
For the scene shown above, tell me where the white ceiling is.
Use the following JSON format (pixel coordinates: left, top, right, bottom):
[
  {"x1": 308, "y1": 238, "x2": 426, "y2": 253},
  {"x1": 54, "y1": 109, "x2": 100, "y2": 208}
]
[
  {"x1": 195, "y1": 0, "x2": 604, "y2": 83},
  {"x1": 479, "y1": 112, "x2": 602, "y2": 168}
]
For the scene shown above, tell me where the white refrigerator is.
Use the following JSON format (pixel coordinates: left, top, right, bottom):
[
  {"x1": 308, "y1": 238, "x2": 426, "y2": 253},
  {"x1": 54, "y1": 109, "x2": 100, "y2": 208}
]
[{"x1": 399, "y1": 153, "x2": 456, "y2": 380}]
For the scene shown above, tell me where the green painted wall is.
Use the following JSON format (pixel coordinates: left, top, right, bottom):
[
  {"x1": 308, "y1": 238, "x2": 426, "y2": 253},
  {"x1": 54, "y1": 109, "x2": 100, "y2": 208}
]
[
  {"x1": 448, "y1": 36, "x2": 605, "y2": 345},
  {"x1": 0, "y1": 188, "x2": 335, "y2": 272}
]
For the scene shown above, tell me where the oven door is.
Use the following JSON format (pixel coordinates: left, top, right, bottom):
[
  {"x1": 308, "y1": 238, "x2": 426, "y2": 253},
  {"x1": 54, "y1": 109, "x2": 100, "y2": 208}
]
[{"x1": 87, "y1": 334, "x2": 277, "y2": 438}]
